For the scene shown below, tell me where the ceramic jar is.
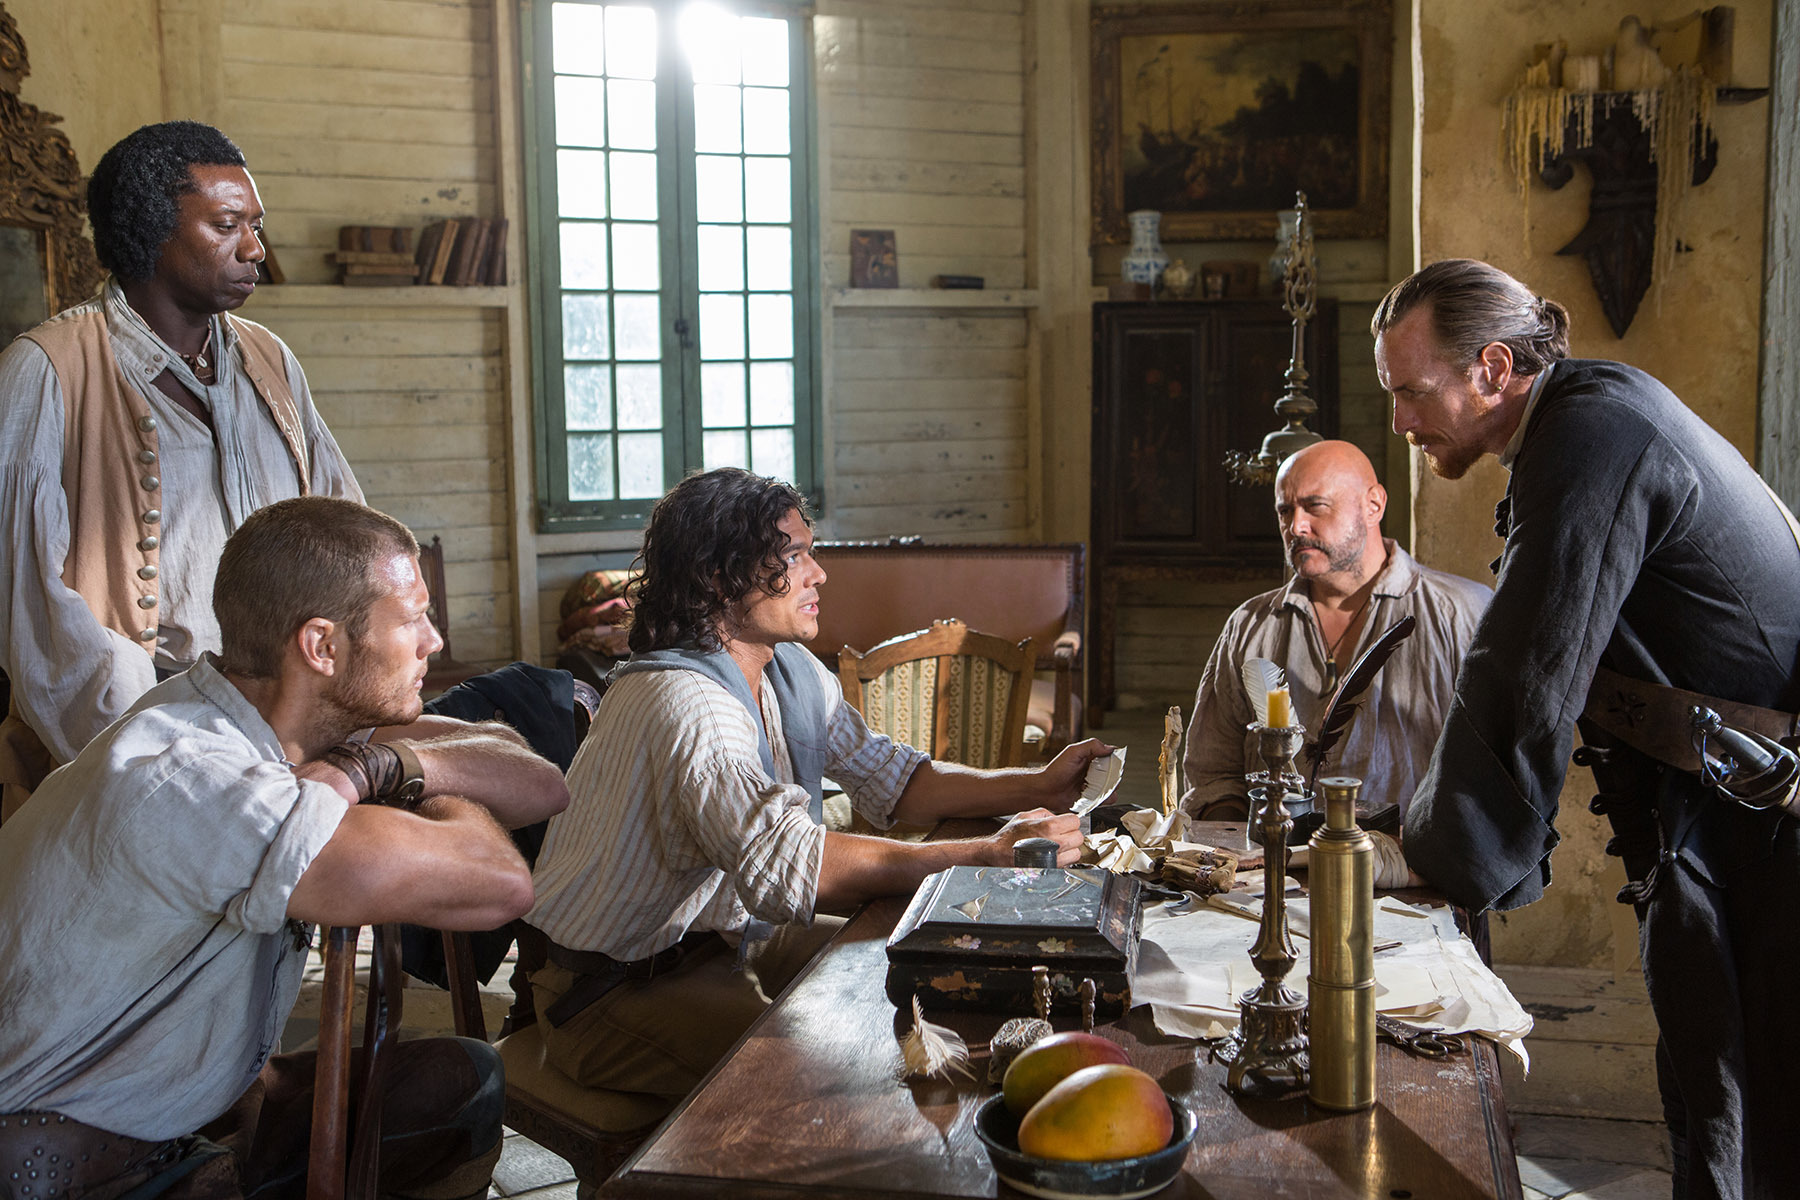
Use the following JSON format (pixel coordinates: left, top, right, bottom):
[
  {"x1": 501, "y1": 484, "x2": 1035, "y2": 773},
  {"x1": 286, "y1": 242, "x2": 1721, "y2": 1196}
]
[
  {"x1": 1161, "y1": 258, "x2": 1195, "y2": 298},
  {"x1": 1122, "y1": 210, "x2": 1170, "y2": 287}
]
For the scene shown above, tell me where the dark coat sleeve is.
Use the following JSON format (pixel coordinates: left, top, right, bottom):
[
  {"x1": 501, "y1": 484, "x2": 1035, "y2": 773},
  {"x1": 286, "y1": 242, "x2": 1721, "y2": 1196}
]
[{"x1": 1404, "y1": 382, "x2": 1692, "y2": 911}]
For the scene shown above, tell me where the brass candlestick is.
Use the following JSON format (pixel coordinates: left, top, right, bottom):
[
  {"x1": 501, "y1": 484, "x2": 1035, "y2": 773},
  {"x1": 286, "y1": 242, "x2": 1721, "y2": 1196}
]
[
  {"x1": 1216, "y1": 724, "x2": 1310, "y2": 1096},
  {"x1": 1243, "y1": 722, "x2": 1309, "y2": 846}
]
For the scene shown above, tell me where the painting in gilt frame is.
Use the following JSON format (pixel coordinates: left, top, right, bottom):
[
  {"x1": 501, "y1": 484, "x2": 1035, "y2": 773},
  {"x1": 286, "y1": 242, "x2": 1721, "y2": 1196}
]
[{"x1": 1090, "y1": 0, "x2": 1392, "y2": 243}]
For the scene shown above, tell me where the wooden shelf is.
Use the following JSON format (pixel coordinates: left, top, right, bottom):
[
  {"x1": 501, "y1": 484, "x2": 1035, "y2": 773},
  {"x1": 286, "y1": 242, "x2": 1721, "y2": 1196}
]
[
  {"x1": 827, "y1": 287, "x2": 1041, "y2": 310},
  {"x1": 243, "y1": 283, "x2": 514, "y2": 308}
]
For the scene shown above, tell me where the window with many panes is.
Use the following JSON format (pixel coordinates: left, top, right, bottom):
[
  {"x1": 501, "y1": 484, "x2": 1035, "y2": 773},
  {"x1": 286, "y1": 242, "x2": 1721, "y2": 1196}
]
[{"x1": 526, "y1": 0, "x2": 820, "y2": 531}]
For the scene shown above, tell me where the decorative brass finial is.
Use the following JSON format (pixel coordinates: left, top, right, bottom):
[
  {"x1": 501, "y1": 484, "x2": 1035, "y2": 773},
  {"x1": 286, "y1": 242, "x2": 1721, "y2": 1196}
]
[{"x1": 1224, "y1": 191, "x2": 1323, "y2": 486}]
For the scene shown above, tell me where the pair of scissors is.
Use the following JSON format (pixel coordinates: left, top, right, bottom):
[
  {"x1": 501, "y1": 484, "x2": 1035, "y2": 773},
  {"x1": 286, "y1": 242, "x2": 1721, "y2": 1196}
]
[{"x1": 1375, "y1": 1013, "x2": 1465, "y2": 1059}]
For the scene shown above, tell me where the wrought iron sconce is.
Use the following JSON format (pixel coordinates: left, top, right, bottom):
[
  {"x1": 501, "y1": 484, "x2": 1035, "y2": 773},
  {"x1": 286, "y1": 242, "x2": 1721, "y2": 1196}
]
[{"x1": 1223, "y1": 191, "x2": 1323, "y2": 486}]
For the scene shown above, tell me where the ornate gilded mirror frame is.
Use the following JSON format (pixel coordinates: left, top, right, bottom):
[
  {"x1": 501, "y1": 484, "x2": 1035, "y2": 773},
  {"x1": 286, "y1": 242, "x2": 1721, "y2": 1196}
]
[{"x1": 0, "y1": 1, "x2": 105, "y2": 332}]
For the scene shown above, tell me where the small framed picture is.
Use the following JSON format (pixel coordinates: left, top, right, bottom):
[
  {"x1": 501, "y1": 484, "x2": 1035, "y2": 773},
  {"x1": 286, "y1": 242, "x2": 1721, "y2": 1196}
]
[{"x1": 850, "y1": 229, "x2": 898, "y2": 288}]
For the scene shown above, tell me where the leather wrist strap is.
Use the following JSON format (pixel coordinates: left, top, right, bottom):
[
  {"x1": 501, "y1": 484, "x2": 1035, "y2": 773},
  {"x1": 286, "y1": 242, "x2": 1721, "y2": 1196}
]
[
  {"x1": 320, "y1": 740, "x2": 426, "y2": 809},
  {"x1": 386, "y1": 741, "x2": 426, "y2": 807}
]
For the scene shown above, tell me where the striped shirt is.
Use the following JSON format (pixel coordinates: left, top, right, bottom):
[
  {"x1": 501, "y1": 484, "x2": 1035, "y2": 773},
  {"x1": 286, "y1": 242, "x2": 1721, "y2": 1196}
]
[{"x1": 528, "y1": 649, "x2": 927, "y2": 961}]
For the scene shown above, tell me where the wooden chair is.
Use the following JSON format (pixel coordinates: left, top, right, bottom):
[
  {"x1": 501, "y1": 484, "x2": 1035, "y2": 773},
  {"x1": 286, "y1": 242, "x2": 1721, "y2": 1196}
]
[
  {"x1": 837, "y1": 619, "x2": 1036, "y2": 769},
  {"x1": 307, "y1": 924, "x2": 405, "y2": 1200},
  {"x1": 417, "y1": 536, "x2": 481, "y2": 694},
  {"x1": 441, "y1": 931, "x2": 667, "y2": 1200}
]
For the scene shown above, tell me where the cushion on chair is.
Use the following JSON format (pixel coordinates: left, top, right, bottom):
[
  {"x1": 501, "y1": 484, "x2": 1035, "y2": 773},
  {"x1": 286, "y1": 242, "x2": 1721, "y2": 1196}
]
[
  {"x1": 940, "y1": 655, "x2": 1021, "y2": 768},
  {"x1": 495, "y1": 1024, "x2": 671, "y2": 1136},
  {"x1": 861, "y1": 658, "x2": 937, "y2": 750}
]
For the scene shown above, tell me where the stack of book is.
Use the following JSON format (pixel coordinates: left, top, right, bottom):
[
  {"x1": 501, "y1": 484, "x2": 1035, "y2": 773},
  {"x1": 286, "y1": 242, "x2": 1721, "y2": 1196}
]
[
  {"x1": 414, "y1": 218, "x2": 509, "y2": 286},
  {"x1": 327, "y1": 227, "x2": 416, "y2": 286}
]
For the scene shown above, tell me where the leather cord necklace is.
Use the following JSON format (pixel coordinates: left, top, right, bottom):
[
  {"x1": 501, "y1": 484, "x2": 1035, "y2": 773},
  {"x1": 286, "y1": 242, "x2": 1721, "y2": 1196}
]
[
  {"x1": 1321, "y1": 595, "x2": 1372, "y2": 694},
  {"x1": 178, "y1": 322, "x2": 216, "y2": 382}
]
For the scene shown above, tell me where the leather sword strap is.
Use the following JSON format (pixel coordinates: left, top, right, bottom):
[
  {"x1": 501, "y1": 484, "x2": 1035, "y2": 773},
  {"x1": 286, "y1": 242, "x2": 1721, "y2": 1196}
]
[{"x1": 1581, "y1": 665, "x2": 1800, "y2": 775}]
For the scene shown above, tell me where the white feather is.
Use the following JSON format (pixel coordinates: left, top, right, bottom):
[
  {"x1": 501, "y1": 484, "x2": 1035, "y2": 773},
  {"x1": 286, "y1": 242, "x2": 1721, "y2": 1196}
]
[
  {"x1": 898, "y1": 995, "x2": 974, "y2": 1081},
  {"x1": 1241, "y1": 658, "x2": 1287, "y2": 723}
]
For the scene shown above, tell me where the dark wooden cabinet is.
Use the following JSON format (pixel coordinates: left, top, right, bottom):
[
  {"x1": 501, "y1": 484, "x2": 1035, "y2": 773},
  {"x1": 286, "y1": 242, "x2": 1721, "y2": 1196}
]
[{"x1": 1090, "y1": 299, "x2": 1338, "y2": 713}]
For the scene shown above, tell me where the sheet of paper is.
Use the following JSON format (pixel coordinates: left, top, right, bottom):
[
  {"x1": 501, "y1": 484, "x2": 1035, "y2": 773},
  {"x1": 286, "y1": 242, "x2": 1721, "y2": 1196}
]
[
  {"x1": 1073, "y1": 747, "x2": 1126, "y2": 814},
  {"x1": 1131, "y1": 897, "x2": 1535, "y2": 1069}
]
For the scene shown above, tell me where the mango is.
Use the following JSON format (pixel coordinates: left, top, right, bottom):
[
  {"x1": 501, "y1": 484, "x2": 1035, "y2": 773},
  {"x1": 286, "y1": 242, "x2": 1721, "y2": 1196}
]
[
  {"x1": 1001, "y1": 1031, "x2": 1131, "y2": 1114},
  {"x1": 1016, "y1": 1064, "x2": 1174, "y2": 1162}
]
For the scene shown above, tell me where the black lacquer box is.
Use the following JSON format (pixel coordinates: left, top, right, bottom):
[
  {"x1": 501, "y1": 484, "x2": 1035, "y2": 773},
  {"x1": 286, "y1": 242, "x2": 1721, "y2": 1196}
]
[{"x1": 884, "y1": 864, "x2": 1142, "y2": 1018}]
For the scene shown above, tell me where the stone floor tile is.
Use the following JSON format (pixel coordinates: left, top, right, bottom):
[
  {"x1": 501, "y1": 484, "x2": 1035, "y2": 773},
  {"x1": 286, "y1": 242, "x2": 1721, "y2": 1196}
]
[
  {"x1": 1518, "y1": 1154, "x2": 1652, "y2": 1199},
  {"x1": 1564, "y1": 1169, "x2": 1672, "y2": 1200},
  {"x1": 503, "y1": 1182, "x2": 579, "y2": 1200},
  {"x1": 490, "y1": 1134, "x2": 578, "y2": 1195},
  {"x1": 1514, "y1": 1114, "x2": 1670, "y2": 1169}
]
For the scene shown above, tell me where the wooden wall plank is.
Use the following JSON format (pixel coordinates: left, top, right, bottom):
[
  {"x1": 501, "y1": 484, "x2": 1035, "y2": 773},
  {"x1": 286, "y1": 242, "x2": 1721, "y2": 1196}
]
[
  {"x1": 836, "y1": 409, "x2": 1025, "y2": 444},
  {"x1": 830, "y1": 159, "x2": 1024, "y2": 199},
  {"x1": 300, "y1": 354, "x2": 501, "y2": 391},
  {"x1": 260, "y1": 174, "x2": 497, "y2": 213},
  {"x1": 835, "y1": 469, "x2": 1026, "y2": 506},
  {"x1": 818, "y1": 11, "x2": 1023, "y2": 46},
  {"x1": 221, "y1": 24, "x2": 488, "y2": 74},
  {"x1": 816, "y1": 63, "x2": 1023, "y2": 105},
  {"x1": 814, "y1": 25, "x2": 1022, "y2": 73},
  {"x1": 828, "y1": 378, "x2": 1026, "y2": 413},
  {"x1": 230, "y1": 99, "x2": 493, "y2": 146},
  {"x1": 242, "y1": 138, "x2": 488, "y2": 183},
  {"x1": 825, "y1": 96, "x2": 1023, "y2": 136},
  {"x1": 234, "y1": 0, "x2": 488, "y2": 40},
  {"x1": 225, "y1": 62, "x2": 493, "y2": 110},
  {"x1": 835, "y1": 439, "x2": 1025, "y2": 472},
  {"x1": 831, "y1": 314, "x2": 1028, "y2": 349},
  {"x1": 831, "y1": 347, "x2": 1025, "y2": 380},
  {"x1": 828, "y1": 128, "x2": 1023, "y2": 166}
]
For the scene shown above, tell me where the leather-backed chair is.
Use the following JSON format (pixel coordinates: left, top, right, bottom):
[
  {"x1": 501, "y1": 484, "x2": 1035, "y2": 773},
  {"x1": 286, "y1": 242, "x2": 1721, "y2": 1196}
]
[
  {"x1": 441, "y1": 931, "x2": 665, "y2": 1200},
  {"x1": 809, "y1": 540, "x2": 1084, "y2": 755},
  {"x1": 837, "y1": 619, "x2": 1036, "y2": 770}
]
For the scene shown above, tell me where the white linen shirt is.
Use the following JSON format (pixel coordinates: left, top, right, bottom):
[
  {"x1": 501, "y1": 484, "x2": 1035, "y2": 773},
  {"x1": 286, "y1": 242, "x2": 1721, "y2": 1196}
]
[
  {"x1": 0, "y1": 281, "x2": 362, "y2": 762},
  {"x1": 528, "y1": 649, "x2": 927, "y2": 961},
  {"x1": 0, "y1": 655, "x2": 348, "y2": 1139},
  {"x1": 1182, "y1": 541, "x2": 1492, "y2": 816}
]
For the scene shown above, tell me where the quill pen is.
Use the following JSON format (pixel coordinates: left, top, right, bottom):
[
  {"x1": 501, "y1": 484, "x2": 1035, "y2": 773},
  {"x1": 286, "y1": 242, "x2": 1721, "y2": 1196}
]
[
  {"x1": 1304, "y1": 615, "x2": 1417, "y2": 790},
  {"x1": 1240, "y1": 658, "x2": 1286, "y2": 725}
]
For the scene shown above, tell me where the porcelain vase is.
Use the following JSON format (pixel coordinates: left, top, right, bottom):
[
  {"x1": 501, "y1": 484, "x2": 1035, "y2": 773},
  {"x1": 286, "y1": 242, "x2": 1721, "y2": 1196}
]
[{"x1": 1121, "y1": 210, "x2": 1170, "y2": 287}]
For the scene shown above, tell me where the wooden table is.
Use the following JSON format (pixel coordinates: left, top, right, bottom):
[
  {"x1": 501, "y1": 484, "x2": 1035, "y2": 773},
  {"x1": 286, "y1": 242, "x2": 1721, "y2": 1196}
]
[{"x1": 603, "y1": 890, "x2": 1523, "y2": 1200}]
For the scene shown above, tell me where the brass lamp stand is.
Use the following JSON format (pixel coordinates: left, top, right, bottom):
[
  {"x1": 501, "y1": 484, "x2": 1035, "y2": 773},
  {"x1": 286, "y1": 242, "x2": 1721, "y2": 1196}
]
[
  {"x1": 1215, "y1": 723, "x2": 1311, "y2": 1096},
  {"x1": 1223, "y1": 190, "x2": 1323, "y2": 486}
]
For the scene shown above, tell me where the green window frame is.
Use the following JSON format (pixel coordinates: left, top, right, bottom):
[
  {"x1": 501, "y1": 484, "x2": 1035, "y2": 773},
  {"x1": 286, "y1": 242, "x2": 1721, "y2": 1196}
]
[{"x1": 523, "y1": 0, "x2": 823, "y2": 532}]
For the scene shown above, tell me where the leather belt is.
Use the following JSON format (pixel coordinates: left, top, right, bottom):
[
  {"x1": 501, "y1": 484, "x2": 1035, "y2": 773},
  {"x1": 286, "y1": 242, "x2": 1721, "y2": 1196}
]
[
  {"x1": 0, "y1": 1111, "x2": 223, "y2": 1200},
  {"x1": 1581, "y1": 665, "x2": 1800, "y2": 774},
  {"x1": 541, "y1": 931, "x2": 715, "y2": 1028}
]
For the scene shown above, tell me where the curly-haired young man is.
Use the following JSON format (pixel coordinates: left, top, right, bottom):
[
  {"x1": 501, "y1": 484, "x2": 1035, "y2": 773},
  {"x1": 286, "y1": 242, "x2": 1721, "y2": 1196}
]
[
  {"x1": 0, "y1": 121, "x2": 361, "y2": 817},
  {"x1": 525, "y1": 468, "x2": 1114, "y2": 1111}
]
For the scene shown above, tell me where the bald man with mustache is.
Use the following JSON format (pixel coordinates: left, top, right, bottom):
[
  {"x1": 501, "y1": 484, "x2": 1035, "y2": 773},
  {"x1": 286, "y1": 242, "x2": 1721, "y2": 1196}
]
[{"x1": 1182, "y1": 441, "x2": 1491, "y2": 822}]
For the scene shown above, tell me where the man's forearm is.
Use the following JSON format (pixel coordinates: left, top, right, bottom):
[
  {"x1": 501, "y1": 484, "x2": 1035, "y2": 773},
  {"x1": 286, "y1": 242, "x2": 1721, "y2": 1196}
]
[
  {"x1": 889, "y1": 760, "x2": 1053, "y2": 825},
  {"x1": 814, "y1": 829, "x2": 1002, "y2": 909},
  {"x1": 288, "y1": 795, "x2": 536, "y2": 930},
  {"x1": 386, "y1": 719, "x2": 570, "y2": 828}
]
